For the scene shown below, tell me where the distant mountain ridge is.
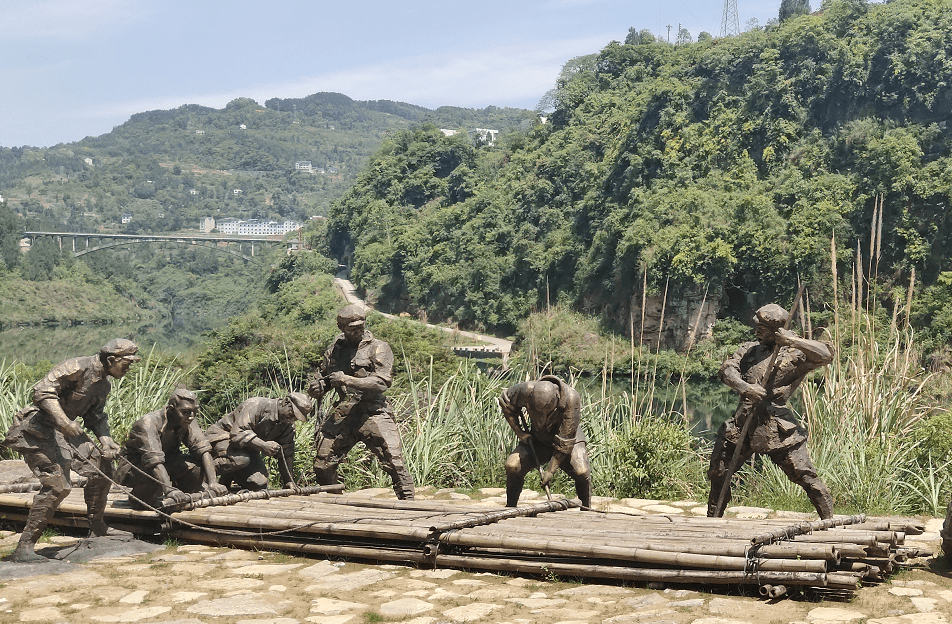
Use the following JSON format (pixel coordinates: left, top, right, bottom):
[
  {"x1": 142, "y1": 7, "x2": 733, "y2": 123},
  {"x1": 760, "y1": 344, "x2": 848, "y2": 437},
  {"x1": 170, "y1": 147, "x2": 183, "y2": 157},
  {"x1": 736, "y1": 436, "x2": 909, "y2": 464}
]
[{"x1": 0, "y1": 92, "x2": 535, "y2": 236}]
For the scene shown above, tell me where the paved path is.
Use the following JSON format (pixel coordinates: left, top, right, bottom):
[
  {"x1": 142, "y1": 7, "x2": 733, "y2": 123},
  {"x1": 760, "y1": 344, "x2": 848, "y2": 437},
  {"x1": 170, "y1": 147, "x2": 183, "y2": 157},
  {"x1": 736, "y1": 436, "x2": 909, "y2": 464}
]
[
  {"x1": 334, "y1": 274, "x2": 512, "y2": 361},
  {"x1": 0, "y1": 487, "x2": 948, "y2": 624}
]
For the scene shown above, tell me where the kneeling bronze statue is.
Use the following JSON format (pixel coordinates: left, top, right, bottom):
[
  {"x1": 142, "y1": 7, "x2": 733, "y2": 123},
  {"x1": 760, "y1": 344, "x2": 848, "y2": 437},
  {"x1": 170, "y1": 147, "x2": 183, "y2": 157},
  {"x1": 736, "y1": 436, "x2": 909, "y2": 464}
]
[
  {"x1": 116, "y1": 388, "x2": 227, "y2": 509},
  {"x1": 206, "y1": 392, "x2": 312, "y2": 491}
]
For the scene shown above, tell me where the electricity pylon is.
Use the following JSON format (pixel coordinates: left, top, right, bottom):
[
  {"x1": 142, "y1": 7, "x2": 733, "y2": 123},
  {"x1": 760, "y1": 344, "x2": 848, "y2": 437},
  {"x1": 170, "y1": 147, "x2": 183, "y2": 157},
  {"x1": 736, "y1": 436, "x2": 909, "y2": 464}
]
[{"x1": 720, "y1": 0, "x2": 740, "y2": 37}]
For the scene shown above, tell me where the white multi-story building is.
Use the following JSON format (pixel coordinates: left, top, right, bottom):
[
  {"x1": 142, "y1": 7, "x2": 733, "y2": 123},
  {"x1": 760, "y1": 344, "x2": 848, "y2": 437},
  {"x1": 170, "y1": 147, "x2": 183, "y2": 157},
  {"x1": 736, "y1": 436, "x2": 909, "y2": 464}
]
[
  {"x1": 199, "y1": 217, "x2": 216, "y2": 233},
  {"x1": 214, "y1": 218, "x2": 302, "y2": 236}
]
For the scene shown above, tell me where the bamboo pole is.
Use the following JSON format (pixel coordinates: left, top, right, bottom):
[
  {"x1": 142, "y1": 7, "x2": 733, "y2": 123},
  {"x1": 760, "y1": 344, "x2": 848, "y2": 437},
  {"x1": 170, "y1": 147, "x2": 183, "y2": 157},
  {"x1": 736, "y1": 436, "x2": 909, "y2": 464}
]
[
  {"x1": 171, "y1": 484, "x2": 345, "y2": 511},
  {"x1": 429, "y1": 499, "x2": 577, "y2": 533},
  {"x1": 0, "y1": 476, "x2": 88, "y2": 494},
  {"x1": 166, "y1": 530, "x2": 861, "y2": 591},
  {"x1": 435, "y1": 531, "x2": 828, "y2": 573}
]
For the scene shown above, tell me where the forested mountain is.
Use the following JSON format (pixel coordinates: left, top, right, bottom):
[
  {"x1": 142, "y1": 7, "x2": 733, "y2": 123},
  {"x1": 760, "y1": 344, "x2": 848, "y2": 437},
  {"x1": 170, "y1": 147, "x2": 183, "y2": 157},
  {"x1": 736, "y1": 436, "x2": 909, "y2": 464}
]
[
  {"x1": 0, "y1": 93, "x2": 534, "y2": 234},
  {"x1": 329, "y1": 0, "x2": 952, "y2": 352},
  {"x1": 0, "y1": 95, "x2": 534, "y2": 337}
]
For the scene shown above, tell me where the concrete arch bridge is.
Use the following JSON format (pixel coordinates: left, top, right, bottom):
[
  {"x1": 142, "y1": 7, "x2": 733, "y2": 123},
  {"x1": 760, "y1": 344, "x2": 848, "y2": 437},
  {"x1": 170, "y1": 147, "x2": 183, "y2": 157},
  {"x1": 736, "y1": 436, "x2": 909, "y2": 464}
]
[{"x1": 22, "y1": 231, "x2": 289, "y2": 264}]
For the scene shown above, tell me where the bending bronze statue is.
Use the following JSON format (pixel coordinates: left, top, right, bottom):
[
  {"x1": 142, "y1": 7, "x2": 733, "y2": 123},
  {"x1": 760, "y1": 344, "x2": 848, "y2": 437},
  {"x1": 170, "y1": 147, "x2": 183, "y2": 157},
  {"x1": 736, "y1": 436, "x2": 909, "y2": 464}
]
[
  {"x1": 2, "y1": 339, "x2": 139, "y2": 562},
  {"x1": 707, "y1": 297, "x2": 835, "y2": 519},
  {"x1": 499, "y1": 375, "x2": 592, "y2": 509},
  {"x1": 308, "y1": 305, "x2": 415, "y2": 500},
  {"x1": 206, "y1": 392, "x2": 312, "y2": 491},
  {"x1": 116, "y1": 388, "x2": 228, "y2": 508}
]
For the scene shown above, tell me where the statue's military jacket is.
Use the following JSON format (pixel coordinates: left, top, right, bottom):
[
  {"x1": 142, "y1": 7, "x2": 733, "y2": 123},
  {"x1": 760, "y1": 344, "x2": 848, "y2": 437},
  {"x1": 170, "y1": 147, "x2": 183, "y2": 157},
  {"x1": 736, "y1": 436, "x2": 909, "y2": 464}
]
[
  {"x1": 205, "y1": 397, "x2": 295, "y2": 458},
  {"x1": 719, "y1": 340, "x2": 832, "y2": 454},
  {"x1": 321, "y1": 330, "x2": 394, "y2": 414},
  {"x1": 3, "y1": 355, "x2": 113, "y2": 454},
  {"x1": 121, "y1": 408, "x2": 212, "y2": 471},
  {"x1": 499, "y1": 375, "x2": 585, "y2": 457}
]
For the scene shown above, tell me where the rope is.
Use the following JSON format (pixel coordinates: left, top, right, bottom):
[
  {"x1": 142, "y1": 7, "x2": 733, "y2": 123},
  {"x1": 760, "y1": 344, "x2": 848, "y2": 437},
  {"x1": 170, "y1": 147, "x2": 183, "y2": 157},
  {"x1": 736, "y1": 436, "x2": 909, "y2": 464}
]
[{"x1": 61, "y1": 433, "x2": 446, "y2": 539}]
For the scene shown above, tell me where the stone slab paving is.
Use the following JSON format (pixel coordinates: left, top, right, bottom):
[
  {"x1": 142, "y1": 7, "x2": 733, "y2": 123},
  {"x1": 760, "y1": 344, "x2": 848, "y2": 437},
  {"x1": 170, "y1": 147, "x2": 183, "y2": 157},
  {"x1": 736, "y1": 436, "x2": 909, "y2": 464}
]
[{"x1": 0, "y1": 490, "x2": 950, "y2": 623}]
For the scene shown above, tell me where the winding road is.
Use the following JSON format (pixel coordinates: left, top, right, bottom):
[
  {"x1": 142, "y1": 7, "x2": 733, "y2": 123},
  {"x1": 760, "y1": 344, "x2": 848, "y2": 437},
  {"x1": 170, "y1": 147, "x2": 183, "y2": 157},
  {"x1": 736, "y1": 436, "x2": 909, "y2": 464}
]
[{"x1": 334, "y1": 274, "x2": 512, "y2": 364}]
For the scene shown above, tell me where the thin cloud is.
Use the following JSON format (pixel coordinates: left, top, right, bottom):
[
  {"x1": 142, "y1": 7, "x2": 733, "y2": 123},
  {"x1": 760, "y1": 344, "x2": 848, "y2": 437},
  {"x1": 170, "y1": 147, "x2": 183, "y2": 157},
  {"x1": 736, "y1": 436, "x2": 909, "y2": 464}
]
[
  {"x1": 0, "y1": 0, "x2": 148, "y2": 42},
  {"x1": 88, "y1": 36, "x2": 607, "y2": 124}
]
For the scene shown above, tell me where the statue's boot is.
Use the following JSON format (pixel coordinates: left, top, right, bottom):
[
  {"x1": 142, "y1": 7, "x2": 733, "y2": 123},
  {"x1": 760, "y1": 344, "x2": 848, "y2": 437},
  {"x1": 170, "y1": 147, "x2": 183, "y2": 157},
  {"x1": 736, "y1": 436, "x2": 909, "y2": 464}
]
[
  {"x1": 706, "y1": 477, "x2": 730, "y2": 518},
  {"x1": 85, "y1": 482, "x2": 114, "y2": 537},
  {"x1": 10, "y1": 493, "x2": 61, "y2": 562},
  {"x1": 941, "y1": 498, "x2": 952, "y2": 561},
  {"x1": 801, "y1": 476, "x2": 834, "y2": 520},
  {"x1": 389, "y1": 463, "x2": 415, "y2": 501},
  {"x1": 574, "y1": 476, "x2": 592, "y2": 509},
  {"x1": 505, "y1": 473, "x2": 525, "y2": 508}
]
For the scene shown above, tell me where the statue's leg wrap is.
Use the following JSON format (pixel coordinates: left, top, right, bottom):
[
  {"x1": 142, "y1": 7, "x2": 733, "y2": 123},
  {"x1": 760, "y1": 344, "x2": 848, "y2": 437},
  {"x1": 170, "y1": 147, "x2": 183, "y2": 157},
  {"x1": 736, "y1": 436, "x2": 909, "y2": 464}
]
[
  {"x1": 85, "y1": 479, "x2": 112, "y2": 536},
  {"x1": 13, "y1": 451, "x2": 71, "y2": 561},
  {"x1": 706, "y1": 434, "x2": 737, "y2": 517},
  {"x1": 564, "y1": 442, "x2": 593, "y2": 508},
  {"x1": 770, "y1": 443, "x2": 834, "y2": 519},
  {"x1": 504, "y1": 444, "x2": 536, "y2": 507},
  {"x1": 313, "y1": 421, "x2": 356, "y2": 487},
  {"x1": 359, "y1": 410, "x2": 415, "y2": 500}
]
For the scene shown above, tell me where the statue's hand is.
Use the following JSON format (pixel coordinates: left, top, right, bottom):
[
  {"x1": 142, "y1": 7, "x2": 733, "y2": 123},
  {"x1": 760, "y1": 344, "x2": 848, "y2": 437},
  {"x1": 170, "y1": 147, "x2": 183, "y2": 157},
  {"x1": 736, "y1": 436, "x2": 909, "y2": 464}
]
[
  {"x1": 99, "y1": 436, "x2": 120, "y2": 460},
  {"x1": 540, "y1": 469, "x2": 555, "y2": 488},
  {"x1": 61, "y1": 420, "x2": 83, "y2": 438},
  {"x1": 205, "y1": 483, "x2": 229, "y2": 498},
  {"x1": 742, "y1": 383, "x2": 767, "y2": 402},
  {"x1": 160, "y1": 488, "x2": 191, "y2": 507},
  {"x1": 261, "y1": 441, "x2": 282, "y2": 456},
  {"x1": 307, "y1": 374, "x2": 325, "y2": 399},
  {"x1": 774, "y1": 328, "x2": 797, "y2": 346}
]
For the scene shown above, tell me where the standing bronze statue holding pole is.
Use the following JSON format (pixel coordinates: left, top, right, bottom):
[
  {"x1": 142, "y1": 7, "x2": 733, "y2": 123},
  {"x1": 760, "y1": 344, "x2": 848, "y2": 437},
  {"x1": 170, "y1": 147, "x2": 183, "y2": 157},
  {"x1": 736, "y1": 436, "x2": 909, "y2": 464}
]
[{"x1": 706, "y1": 291, "x2": 835, "y2": 519}]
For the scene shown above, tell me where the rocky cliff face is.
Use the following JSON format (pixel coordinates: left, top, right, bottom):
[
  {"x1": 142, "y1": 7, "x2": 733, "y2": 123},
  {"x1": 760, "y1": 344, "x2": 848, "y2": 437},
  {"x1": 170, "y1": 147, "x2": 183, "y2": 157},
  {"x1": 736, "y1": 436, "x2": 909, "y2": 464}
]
[{"x1": 614, "y1": 284, "x2": 721, "y2": 352}]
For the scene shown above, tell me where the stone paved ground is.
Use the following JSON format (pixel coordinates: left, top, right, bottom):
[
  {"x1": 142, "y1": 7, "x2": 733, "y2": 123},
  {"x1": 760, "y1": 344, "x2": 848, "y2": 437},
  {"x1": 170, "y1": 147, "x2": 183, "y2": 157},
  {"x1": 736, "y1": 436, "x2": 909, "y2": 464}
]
[{"x1": 1, "y1": 487, "x2": 950, "y2": 624}]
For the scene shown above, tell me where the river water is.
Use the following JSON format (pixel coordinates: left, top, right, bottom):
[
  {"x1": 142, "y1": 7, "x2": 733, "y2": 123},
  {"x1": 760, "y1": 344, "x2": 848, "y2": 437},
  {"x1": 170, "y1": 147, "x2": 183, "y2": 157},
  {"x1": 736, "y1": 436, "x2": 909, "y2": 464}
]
[{"x1": 0, "y1": 317, "x2": 220, "y2": 366}]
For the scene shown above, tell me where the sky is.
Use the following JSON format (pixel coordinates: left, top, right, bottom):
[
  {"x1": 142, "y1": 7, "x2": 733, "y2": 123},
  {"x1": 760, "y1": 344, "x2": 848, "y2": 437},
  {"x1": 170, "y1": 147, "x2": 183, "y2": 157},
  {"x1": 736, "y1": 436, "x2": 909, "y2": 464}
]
[{"x1": 2, "y1": 0, "x2": 782, "y2": 149}]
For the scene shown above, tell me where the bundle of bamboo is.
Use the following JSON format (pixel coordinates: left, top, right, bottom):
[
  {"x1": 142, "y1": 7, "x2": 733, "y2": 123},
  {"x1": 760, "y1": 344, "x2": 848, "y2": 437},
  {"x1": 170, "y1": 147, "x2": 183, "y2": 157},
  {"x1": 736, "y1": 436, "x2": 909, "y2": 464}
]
[
  {"x1": 0, "y1": 482, "x2": 926, "y2": 598},
  {"x1": 162, "y1": 494, "x2": 924, "y2": 596}
]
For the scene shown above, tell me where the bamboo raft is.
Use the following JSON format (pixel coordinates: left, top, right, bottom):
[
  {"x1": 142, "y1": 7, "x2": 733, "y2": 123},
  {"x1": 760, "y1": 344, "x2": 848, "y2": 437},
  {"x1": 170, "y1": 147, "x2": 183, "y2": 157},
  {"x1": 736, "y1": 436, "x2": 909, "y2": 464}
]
[{"x1": 0, "y1": 478, "x2": 929, "y2": 597}]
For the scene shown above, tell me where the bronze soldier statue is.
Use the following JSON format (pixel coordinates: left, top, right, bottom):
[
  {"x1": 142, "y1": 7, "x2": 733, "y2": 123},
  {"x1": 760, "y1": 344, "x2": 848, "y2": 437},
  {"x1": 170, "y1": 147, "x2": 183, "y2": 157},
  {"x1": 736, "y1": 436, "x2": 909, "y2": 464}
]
[
  {"x1": 2, "y1": 338, "x2": 139, "y2": 562},
  {"x1": 116, "y1": 389, "x2": 227, "y2": 508},
  {"x1": 206, "y1": 392, "x2": 312, "y2": 491},
  {"x1": 308, "y1": 305, "x2": 415, "y2": 500},
  {"x1": 499, "y1": 375, "x2": 592, "y2": 508},
  {"x1": 707, "y1": 303, "x2": 835, "y2": 519}
]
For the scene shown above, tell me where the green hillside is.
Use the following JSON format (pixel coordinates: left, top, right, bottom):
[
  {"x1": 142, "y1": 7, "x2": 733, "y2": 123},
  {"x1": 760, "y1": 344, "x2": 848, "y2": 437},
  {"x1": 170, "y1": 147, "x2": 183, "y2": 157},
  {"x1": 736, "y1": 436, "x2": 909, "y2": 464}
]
[
  {"x1": 328, "y1": 0, "x2": 952, "y2": 352},
  {"x1": 0, "y1": 95, "x2": 534, "y2": 334},
  {"x1": 0, "y1": 93, "x2": 535, "y2": 233}
]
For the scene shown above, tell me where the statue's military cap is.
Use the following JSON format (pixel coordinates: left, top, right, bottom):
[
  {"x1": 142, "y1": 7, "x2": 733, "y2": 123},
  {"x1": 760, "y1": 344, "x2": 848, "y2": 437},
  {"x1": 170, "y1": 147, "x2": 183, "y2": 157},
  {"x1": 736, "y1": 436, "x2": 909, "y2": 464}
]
[
  {"x1": 286, "y1": 391, "x2": 313, "y2": 421},
  {"x1": 100, "y1": 338, "x2": 142, "y2": 361},
  {"x1": 336, "y1": 304, "x2": 367, "y2": 328},
  {"x1": 754, "y1": 304, "x2": 788, "y2": 329}
]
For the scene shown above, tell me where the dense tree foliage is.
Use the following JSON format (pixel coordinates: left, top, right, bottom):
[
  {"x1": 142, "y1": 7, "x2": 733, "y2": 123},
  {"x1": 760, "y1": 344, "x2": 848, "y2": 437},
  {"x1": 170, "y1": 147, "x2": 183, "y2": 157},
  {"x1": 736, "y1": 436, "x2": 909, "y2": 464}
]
[
  {"x1": 780, "y1": 0, "x2": 811, "y2": 22},
  {"x1": 329, "y1": 0, "x2": 952, "y2": 349}
]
